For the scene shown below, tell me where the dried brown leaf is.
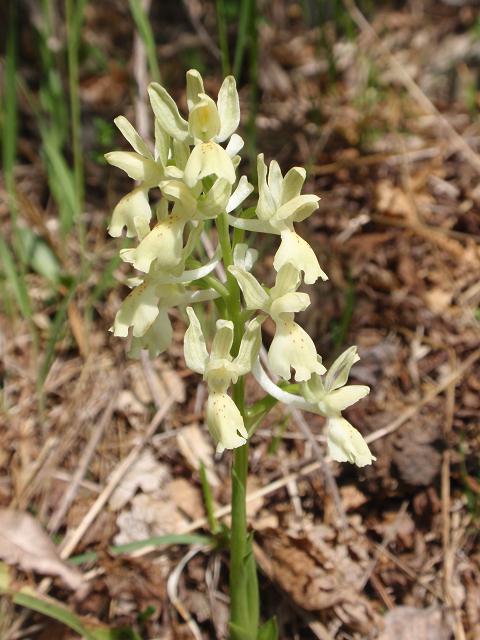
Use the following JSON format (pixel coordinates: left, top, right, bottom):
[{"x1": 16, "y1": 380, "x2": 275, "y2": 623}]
[
  {"x1": 0, "y1": 509, "x2": 84, "y2": 591},
  {"x1": 108, "y1": 449, "x2": 169, "y2": 511},
  {"x1": 377, "y1": 606, "x2": 451, "y2": 640},
  {"x1": 256, "y1": 526, "x2": 377, "y2": 634},
  {"x1": 177, "y1": 424, "x2": 219, "y2": 487}
]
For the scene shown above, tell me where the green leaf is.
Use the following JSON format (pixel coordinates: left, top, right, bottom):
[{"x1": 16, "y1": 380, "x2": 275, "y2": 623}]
[
  {"x1": 12, "y1": 590, "x2": 98, "y2": 640},
  {"x1": 229, "y1": 621, "x2": 256, "y2": 640},
  {"x1": 257, "y1": 617, "x2": 278, "y2": 640},
  {"x1": 0, "y1": 237, "x2": 33, "y2": 320},
  {"x1": 39, "y1": 279, "x2": 77, "y2": 385},
  {"x1": 200, "y1": 462, "x2": 221, "y2": 535},
  {"x1": 0, "y1": 561, "x2": 140, "y2": 640},
  {"x1": 68, "y1": 533, "x2": 212, "y2": 566},
  {"x1": 17, "y1": 227, "x2": 61, "y2": 283}
]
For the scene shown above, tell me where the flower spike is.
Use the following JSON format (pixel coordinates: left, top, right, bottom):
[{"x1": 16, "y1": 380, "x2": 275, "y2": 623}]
[{"x1": 107, "y1": 68, "x2": 376, "y2": 472}]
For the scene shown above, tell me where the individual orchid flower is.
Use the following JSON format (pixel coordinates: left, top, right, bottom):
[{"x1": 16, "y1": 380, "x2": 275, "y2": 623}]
[
  {"x1": 301, "y1": 346, "x2": 374, "y2": 466},
  {"x1": 119, "y1": 208, "x2": 188, "y2": 273},
  {"x1": 251, "y1": 347, "x2": 375, "y2": 467},
  {"x1": 160, "y1": 174, "x2": 250, "y2": 222},
  {"x1": 122, "y1": 169, "x2": 253, "y2": 274},
  {"x1": 105, "y1": 116, "x2": 170, "y2": 238},
  {"x1": 228, "y1": 154, "x2": 327, "y2": 285},
  {"x1": 184, "y1": 307, "x2": 263, "y2": 452},
  {"x1": 229, "y1": 263, "x2": 325, "y2": 381},
  {"x1": 301, "y1": 346, "x2": 370, "y2": 416},
  {"x1": 112, "y1": 255, "x2": 221, "y2": 358},
  {"x1": 148, "y1": 70, "x2": 240, "y2": 189},
  {"x1": 323, "y1": 416, "x2": 375, "y2": 468}
]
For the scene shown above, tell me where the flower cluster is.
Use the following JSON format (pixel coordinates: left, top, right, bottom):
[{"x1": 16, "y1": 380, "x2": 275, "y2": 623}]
[{"x1": 106, "y1": 70, "x2": 375, "y2": 467}]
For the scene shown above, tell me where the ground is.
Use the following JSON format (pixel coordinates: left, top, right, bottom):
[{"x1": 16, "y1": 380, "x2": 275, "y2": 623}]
[{"x1": 1, "y1": 1, "x2": 480, "y2": 638}]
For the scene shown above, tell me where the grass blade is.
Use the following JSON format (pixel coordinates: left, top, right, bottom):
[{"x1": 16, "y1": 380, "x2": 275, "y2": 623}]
[
  {"x1": 215, "y1": 0, "x2": 230, "y2": 75},
  {"x1": 0, "y1": 562, "x2": 140, "y2": 639},
  {"x1": 0, "y1": 239, "x2": 33, "y2": 321},
  {"x1": 233, "y1": 0, "x2": 253, "y2": 79},
  {"x1": 68, "y1": 533, "x2": 212, "y2": 565},
  {"x1": 39, "y1": 280, "x2": 77, "y2": 386},
  {"x1": 128, "y1": 0, "x2": 161, "y2": 82}
]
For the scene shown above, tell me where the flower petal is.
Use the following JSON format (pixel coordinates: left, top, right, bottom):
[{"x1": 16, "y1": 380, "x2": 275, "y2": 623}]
[
  {"x1": 108, "y1": 187, "x2": 151, "y2": 238},
  {"x1": 129, "y1": 308, "x2": 173, "y2": 359},
  {"x1": 270, "y1": 291, "x2": 310, "y2": 317},
  {"x1": 198, "y1": 178, "x2": 232, "y2": 219},
  {"x1": 161, "y1": 180, "x2": 197, "y2": 218},
  {"x1": 301, "y1": 372, "x2": 326, "y2": 404},
  {"x1": 148, "y1": 82, "x2": 190, "y2": 142},
  {"x1": 228, "y1": 266, "x2": 269, "y2": 311},
  {"x1": 270, "y1": 263, "x2": 301, "y2": 298},
  {"x1": 104, "y1": 151, "x2": 162, "y2": 184},
  {"x1": 233, "y1": 315, "x2": 263, "y2": 377},
  {"x1": 324, "y1": 346, "x2": 360, "y2": 392},
  {"x1": 267, "y1": 160, "x2": 283, "y2": 205},
  {"x1": 225, "y1": 133, "x2": 244, "y2": 158},
  {"x1": 186, "y1": 69, "x2": 205, "y2": 110},
  {"x1": 206, "y1": 392, "x2": 248, "y2": 453},
  {"x1": 274, "y1": 194, "x2": 320, "y2": 224},
  {"x1": 113, "y1": 282, "x2": 159, "y2": 338},
  {"x1": 189, "y1": 94, "x2": 221, "y2": 142},
  {"x1": 154, "y1": 120, "x2": 170, "y2": 165},
  {"x1": 274, "y1": 230, "x2": 328, "y2": 285},
  {"x1": 210, "y1": 319, "x2": 234, "y2": 361},
  {"x1": 114, "y1": 116, "x2": 153, "y2": 159},
  {"x1": 226, "y1": 175, "x2": 254, "y2": 213},
  {"x1": 323, "y1": 385, "x2": 370, "y2": 412},
  {"x1": 233, "y1": 243, "x2": 258, "y2": 271},
  {"x1": 184, "y1": 142, "x2": 236, "y2": 188},
  {"x1": 256, "y1": 154, "x2": 277, "y2": 222},
  {"x1": 281, "y1": 166, "x2": 306, "y2": 204},
  {"x1": 226, "y1": 215, "x2": 280, "y2": 234},
  {"x1": 327, "y1": 416, "x2": 376, "y2": 467},
  {"x1": 125, "y1": 215, "x2": 186, "y2": 272},
  {"x1": 268, "y1": 318, "x2": 324, "y2": 381},
  {"x1": 184, "y1": 306, "x2": 208, "y2": 374},
  {"x1": 216, "y1": 76, "x2": 240, "y2": 143}
]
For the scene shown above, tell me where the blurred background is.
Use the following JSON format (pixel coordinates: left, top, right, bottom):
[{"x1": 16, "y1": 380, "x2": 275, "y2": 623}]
[{"x1": 1, "y1": 0, "x2": 480, "y2": 638}]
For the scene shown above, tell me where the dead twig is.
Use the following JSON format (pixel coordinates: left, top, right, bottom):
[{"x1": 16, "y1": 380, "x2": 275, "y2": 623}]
[
  {"x1": 47, "y1": 393, "x2": 117, "y2": 533},
  {"x1": 167, "y1": 545, "x2": 206, "y2": 640},
  {"x1": 442, "y1": 351, "x2": 466, "y2": 640},
  {"x1": 60, "y1": 398, "x2": 175, "y2": 559},
  {"x1": 133, "y1": 0, "x2": 151, "y2": 142}
]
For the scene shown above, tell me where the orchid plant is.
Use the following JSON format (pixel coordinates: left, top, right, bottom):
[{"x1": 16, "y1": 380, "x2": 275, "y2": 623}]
[{"x1": 106, "y1": 70, "x2": 375, "y2": 639}]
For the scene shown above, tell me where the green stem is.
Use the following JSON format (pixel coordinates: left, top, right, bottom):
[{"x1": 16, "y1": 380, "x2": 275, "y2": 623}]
[
  {"x1": 217, "y1": 212, "x2": 259, "y2": 637},
  {"x1": 230, "y1": 381, "x2": 259, "y2": 638}
]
